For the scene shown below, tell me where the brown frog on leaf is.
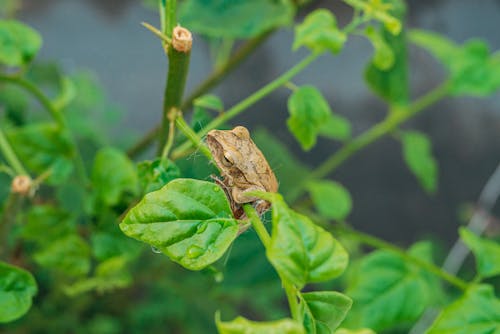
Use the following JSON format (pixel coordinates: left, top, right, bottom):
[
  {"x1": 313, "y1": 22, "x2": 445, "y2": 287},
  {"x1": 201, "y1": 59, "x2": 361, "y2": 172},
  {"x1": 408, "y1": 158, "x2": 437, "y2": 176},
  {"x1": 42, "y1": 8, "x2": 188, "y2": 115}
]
[{"x1": 206, "y1": 126, "x2": 278, "y2": 219}]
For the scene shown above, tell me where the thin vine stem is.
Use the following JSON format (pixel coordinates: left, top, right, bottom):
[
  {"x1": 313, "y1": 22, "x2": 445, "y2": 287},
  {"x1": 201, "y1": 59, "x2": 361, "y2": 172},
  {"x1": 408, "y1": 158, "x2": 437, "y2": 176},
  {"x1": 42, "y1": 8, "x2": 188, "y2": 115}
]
[
  {"x1": 0, "y1": 127, "x2": 28, "y2": 175},
  {"x1": 243, "y1": 204, "x2": 300, "y2": 320},
  {"x1": 333, "y1": 224, "x2": 469, "y2": 291},
  {"x1": 0, "y1": 74, "x2": 64, "y2": 127},
  {"x1": 310, "y1": 81, "x2": 450, "y2": 180},
  {"x1": 174, "y1": 114, "x2": 212, "y2": 159},
  {"x1": 171, "y1": 52, "x2": 319, "y2": 159}
]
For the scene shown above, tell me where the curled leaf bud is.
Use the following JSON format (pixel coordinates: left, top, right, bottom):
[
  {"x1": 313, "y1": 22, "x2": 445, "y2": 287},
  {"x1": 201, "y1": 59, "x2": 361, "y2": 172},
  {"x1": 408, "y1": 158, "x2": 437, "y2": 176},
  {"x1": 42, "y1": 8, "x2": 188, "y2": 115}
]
[
  {"x1": 11, "y1": 175, "x2": 32, "y2": 195},
  {"x1": 172, "y1": 25, "x2": 192, "y2": 53}
]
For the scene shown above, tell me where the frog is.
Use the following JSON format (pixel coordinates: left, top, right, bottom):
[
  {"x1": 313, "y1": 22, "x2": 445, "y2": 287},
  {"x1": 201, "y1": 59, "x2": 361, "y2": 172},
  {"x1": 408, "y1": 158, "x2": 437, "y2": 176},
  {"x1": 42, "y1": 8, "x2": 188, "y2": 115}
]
[{"x1": 205, "y1": 126, "x2": 278, "y2": 218}]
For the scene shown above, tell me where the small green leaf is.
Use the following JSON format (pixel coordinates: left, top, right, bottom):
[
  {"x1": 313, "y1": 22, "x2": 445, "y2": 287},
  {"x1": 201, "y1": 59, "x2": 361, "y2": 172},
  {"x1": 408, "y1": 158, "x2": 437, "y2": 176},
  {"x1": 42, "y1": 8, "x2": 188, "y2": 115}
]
[
  {"x1": 179, "y1": 0, "x2": 295, "y2": 39},
  {"x1": 318, "y1": 114, "x2": 351, "y2": 142},
  {"x1": 34, "y1": 235, "x2": 91, "y2": 277},
  {"x1": 364, "y1": 1, "x2": 408, "y2": 106},
  {"x1": 0, "y1": 20, "x2": 42, "y2": 67},
  {"x1": 409, "y1": 30, "x2": 500, "y2": 96},
  {"x1": 343, "y1": 0, "x2": 402, "y2": 35},
  {"x1": 364, "y1": 26, "x2": 395, "y2": 70},
  {"x1": 52, "y1": 76, "x2": 77, "y2": 111},
  {"x1": 254, "y1": 192, "x2": 348, "y2": 289},
  {"x1": 137, "y1": 158, "x2": 180, "y2": 194},
  {"x1": 0, "y1": 261, "x2": 37, "y2": 323},
  {"x1": 400, "y1": 131, "x2": 438, "y2": 193},
  {"x1": 300, "y1": 291, "x2": 353, "y2": 334},
  {"x1": 427, "y1": 284, "x2": 500, "y2": 334},
  {"x1": 216, "y1": 312, "x2": 305, "y2": 334},
  {"x1": 6, "y1": 122, "x2": 74, "y2": 185},
  {"x1": 293, "y1": 9, "x2": 346, "y2": 54},
  {"x1": 120, "y1": 178, "x2": 239, "y2": 271},
  {"x1": 92, "y1": 147, "x2": 139, "y2": 207},
  {"x1": 345, "y1": 242, "x2": 443, "y2": 332},
  {"x1": 287, "y1": 86, "x2": 332, "y2": 150},
  {"x1": 307, "y1": 180, "x2": 352, "y2": 221},
  {"x1": 459, "y1": 228, "x2": 500, "y2": 278},
  {"x1": 193, "y1": 94, "x2": 224, "y2": 112}
]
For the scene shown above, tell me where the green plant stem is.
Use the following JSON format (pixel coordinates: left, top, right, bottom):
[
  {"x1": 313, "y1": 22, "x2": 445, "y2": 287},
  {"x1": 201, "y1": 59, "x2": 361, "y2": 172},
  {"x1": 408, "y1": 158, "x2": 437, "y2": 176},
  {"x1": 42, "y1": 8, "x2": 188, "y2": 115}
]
[
  {"x1": 310, "y1": 82, "x2": 450, "y2": 180},
  {"x1": 243, "y1": 204, "x2": 300, "y2": 320},
  {"x1": 175, "y1": 115, "x2": 212, "y2": 160},
  {"x1": 158, "y1": 45, "x2": 191, "y2": 155},
  {"x1": 126, "y1": 30, "x2": 273, "y2": 158},
  {"x1": 171, "y1": 52, "x2": 319, "y2": 159},
  {"x1": 0, "y1": 74, "x2": 64, "y2": 127},
  {"x1": 164, "y1": 0, "x2": 176, "y2": 37},
  {"x1": 334, "y1": 224, "x2": 469, "y2": 291},
  {"x1": 0, "y1": 127, "x2": 28, "y2": 175},
  {"x1": 161, "y1": 116, "x2": 176, "y2": 159}
]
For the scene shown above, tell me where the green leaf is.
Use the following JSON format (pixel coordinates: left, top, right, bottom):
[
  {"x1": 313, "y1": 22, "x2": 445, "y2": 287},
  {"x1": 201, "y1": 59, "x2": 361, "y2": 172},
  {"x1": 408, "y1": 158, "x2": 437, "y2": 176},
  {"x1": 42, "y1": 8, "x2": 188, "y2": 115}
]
[
  {"x1": 216, "y1": 312, "x2": 305, "y2": 334},
  {"x1": 0, "y1": 20, "x2": 42, "y2": 67},
  {"x1": 364, "y1": 26, "x2": 394, "y2": 70},
  {"x1": 63, "y1": 256, "x2": 132, "y2": 296},
  {"x1": 307, "y1": 180, "x2": 352, "y2": 221},
  {"x1": 254, "y1": 192, "x2": 348, "y2": 289},
  {"x1": 0, "y1": 85, "x2": 28, "y2": 126},
  {"x1": 409, "y1": 30, "x2": 500, "y2": 96},
  {"x1": 345, "y1": 242, "x2": 443, "y2": 332},
  {"x1": 364, "y1": 1, "x2": 408, "y2": 106},
  {"x1": 318, "y1": 114, "x2": 351, "y2": 142},
  {"x1": 300, "y1": 291, "x2": 353, "y2": 334},
  {"x1": 193, "y1": 94, "x2": 224, "y2": 112},
  {"x1": 6, "y1": 122, "x2": 74, "y2": 185},
  {"x1": 400, "y1": 131, "x2": 438, "y2": 193},
  {"x1": 427, "y1": 284, "x2": 500, "y2": 334},
  {"x1": 91, "y1": 231, "x2": 142, "y2": 261},
  {"x1": 0, "y1": 262, "x2": 37, "y2": 323},
  {"x1": 92, "y1": 147, "x2": 138, "y2": 207},
  {"x1": 343, "y1": 0, "x2": 402, "y2": 35},
  {"x1": 179, "y1": 0, "x2": 295, "y2": 39},
  {"x1": 21, "y1": 205, "x2": 75, "y2": 245},
  {"x1": 120, "y1": 178, "x2": 240, "y2": 271},
  {"x1": 287, "y1": 86, "x2": 332, "y2": 151},
  {"x1": 34, "y1": 234, "x2": 91, "y2": 277},
  {"x1": 459, "y1": 228, "x2": 500, "y2": 278},
  {"x1": 293, "y1": 9, "x2": 346, "y2": 54},
  {"x1": 137, "y1": 158, "x2": 180, "y2": 194}
]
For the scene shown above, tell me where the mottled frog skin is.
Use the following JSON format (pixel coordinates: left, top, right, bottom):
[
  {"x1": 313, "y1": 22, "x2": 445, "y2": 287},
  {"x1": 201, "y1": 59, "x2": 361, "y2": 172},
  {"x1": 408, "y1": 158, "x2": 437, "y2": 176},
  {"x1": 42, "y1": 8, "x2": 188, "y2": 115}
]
[{"x1": 206, "y1": 126, "x2": 278, "y2": 217}]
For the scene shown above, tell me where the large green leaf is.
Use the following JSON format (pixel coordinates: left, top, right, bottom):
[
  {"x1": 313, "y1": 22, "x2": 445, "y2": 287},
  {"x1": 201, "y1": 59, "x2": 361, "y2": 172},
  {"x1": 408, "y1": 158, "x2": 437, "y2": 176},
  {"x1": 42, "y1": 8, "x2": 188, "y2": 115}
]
[
  {"x1": 345, "y1": 242, "x2": 443, "y2": 332},
  {"x1": 137, "y1": 158, "x2": 180, "y2": 195},
  {"x1": 34, "y1": 234, "x2": 91, "y2": 277},
  {"x1": 293, "y1": 9, "x2": 346, "y2": 54},
  {"x1": 179, "y1": 0, "x2": 295, "y2": 38},
  {"x1": 216, "y1": 312, "x2": 305, "y2": 334},
  {"x1": 254, "y1": 192, "x2": 348, "y2": 289},
  {"x1": 0, "y1": 262, "x2": 37, "y2": 323},
  {"x1": 6, "y1": 122, "x2": 74, "y2": 185},
  {"x1": 459, "y1": 228, "x2": 500, "y2": 279},
  {"x1": 92, "y1": 147, "x2": 138, "y2": 207},
  {"x1": 287, "y1": 86, "x2": 333, "y2": 151},
  {"x1": 120, "y1": 178, "x2": 240, "y2": 270},
  {"x1": 426, "y1": 284, "x2": 500, "y2": 334},
  {"x1": 364, "y1": 0, "x2": 408, "y2": 106},
  {"x1": 300, "y1": 291, "x2": 353, "y2": 334},
  {"x1": 410, "y1": 30, "x2": 500, "y2": 96},
  {"x1": 400, "y1": 131, "x2": 438, "y2": 194},
  {"x1": 307, "y1": 180, "x2": 352, "y2": 221},
  {"x1": 0, "y1": 20, "x2": 41, "y2": 67}
]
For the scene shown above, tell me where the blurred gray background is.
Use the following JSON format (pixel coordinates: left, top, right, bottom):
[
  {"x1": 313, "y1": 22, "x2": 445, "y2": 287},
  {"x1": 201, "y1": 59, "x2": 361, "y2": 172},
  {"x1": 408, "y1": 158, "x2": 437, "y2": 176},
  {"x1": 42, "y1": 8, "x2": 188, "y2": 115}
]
[{"x1": 19, "y1": 0, "x2": 500, "y2": 248}]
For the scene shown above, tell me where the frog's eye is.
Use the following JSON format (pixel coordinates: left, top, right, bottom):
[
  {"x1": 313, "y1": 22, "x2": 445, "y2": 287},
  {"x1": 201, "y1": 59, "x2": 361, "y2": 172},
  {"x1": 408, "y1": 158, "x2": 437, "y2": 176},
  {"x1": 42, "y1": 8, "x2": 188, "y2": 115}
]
[{"x1": 222, "y1": 154, "x2": 234, "y2": 167}]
